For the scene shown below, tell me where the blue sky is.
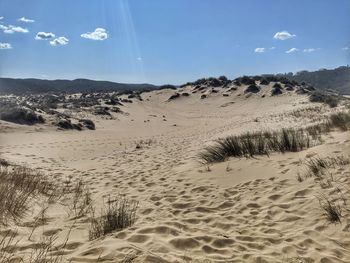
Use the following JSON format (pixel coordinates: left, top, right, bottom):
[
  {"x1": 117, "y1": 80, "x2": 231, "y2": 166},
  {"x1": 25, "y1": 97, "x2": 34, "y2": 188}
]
[{"x1": 0, "y1": 0, "x2": 349, "y2": 84}]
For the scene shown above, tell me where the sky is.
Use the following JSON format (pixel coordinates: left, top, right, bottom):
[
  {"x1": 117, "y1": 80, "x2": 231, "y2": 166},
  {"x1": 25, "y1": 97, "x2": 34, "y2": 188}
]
[{"x1": 0, "y1": 0, "x2": 349, "y2": 85}]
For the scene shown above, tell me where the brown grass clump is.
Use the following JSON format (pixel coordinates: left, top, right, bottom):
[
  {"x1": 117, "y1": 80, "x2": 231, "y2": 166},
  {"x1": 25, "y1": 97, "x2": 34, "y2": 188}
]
[
  {"x1": 0, "y1": 164, "x2": 56, "y2": 225},
  {"x1": 89, "y1": 197, "x2": 138, "y2": 240},
  {"x1": 329, "y1": 111, "x2": 350, "y2": 131}
]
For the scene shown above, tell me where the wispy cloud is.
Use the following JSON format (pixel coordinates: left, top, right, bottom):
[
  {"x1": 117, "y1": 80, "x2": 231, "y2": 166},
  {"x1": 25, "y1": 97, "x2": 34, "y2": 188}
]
[
  {"x1": 270, "y1": 47, "x2": 276, "y2": 50},
  {"x1": 18, "y1": 17, "x2": 35, "y2": 23},
  {"x1": 0, "y1": 16, "x2": 3, "y2": 20},
  {"x1": 254, "y1": 47, "x2": 265, "y2": 53},
  {"x1": 50, "y1": 36, "x2": 69, "y2": 46},
  {"x1": 0, "y1": 24, "x2": 28, "y2": 34},
  {"x1": 273, "y1": 31, "x2": 296, "y2": 40},
  {"x1": 35, "y1": 32, "x2": 55, "y2": 40},
  {"x1": 342, "y1": 47, "x2": 349, "y2": 50},
  {"x1": 303, "y1": 48, "x2": 320, "y2": 53},
  {"x1": 81, "y1": 28, "x2": 108, "y2": 41},
  {"x1": 0, "y1": 42, "x2": 12, "y2": 49},
  {"x1": 286, "y1": 48, "x2": 299, "y2": 54}
]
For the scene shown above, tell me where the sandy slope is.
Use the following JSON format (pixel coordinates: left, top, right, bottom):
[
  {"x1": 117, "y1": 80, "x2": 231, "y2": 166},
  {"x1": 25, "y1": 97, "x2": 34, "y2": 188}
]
[{"x1": 0, "y1": 85, "x2": 349, "y2": 262}]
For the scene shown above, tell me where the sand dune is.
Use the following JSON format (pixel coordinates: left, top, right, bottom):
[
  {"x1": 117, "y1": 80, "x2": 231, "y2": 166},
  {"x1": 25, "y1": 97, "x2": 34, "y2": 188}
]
[{"x1": 0, "y1": 81, "x2": 349, "y2": 262}]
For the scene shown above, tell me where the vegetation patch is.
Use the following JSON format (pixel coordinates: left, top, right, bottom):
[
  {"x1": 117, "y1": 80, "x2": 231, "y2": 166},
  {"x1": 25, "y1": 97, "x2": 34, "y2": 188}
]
[
  {"x1": 309, "y1": 90, "x2": 341, "y2": 108},
  {"x1": 89, "y1": 197, "x2": 138, "y2": 240},
  {"x1": 199, "y1": 128, "x2": 317, "y2": 163}
]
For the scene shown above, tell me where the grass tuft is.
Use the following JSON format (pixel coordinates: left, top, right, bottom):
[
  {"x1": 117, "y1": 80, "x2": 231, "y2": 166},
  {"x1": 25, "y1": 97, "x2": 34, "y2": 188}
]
[
  {"x1": 89, "y1": 197, "x2": 138, "y2": 240},
  {"x1": 199, "y1": 128, "x2": 316, "y2": 163}
]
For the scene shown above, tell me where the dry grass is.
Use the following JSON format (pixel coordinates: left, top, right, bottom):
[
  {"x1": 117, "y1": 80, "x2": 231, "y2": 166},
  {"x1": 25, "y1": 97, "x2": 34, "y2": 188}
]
[
  {"x1": 89, "y1": 197, "x2": 138, "y2": 240},
  {"x1": 329, "y1": 111, "x2": 350, "y2": 131},
  {"x1": 65, "y1": 179, "x2": 93, "y2": 219},
  {"x1": 318, "y1": 195, "x2": 343, "y2": 224},
  {"x1": 0, "y1": 164, "x2": 56, "y2": 225}
]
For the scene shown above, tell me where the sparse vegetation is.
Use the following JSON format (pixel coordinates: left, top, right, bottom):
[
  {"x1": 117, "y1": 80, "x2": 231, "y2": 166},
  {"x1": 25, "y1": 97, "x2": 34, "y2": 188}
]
[
  {"x1": 89, "y1": 197, "x2": 138, "y2": 240},
  {"x1": 304, "y1": 155, "x2": 349, "y2": 179},
  {"x1": 318, "y1": 196, "x2": 342, "y2": 223},
  {"x1": 0, "y1": 105, "x2": 44, "y2": 125},
  {"x1": 309, "y1": 90, "x2": 340, "y2": 108},
  {"x1": 329, "y1": 111, "x2": 350, "y2": 130},
  {"x1": 199, "y1": 128, "x2": 316, "y2": 163},
  {"x1": 0, "y1": 164, "x2": 56, "y2": 225}
]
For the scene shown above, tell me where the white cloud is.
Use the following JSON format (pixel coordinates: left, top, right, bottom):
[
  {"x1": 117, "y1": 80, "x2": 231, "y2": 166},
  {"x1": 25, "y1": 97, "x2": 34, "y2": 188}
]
[
  {"x1": 81, "y1": 28, "x2": 108, "y2": 41},
  {"x1": 286, "y1": 48, "x2": 299, "y2": 54},
  {"x1": 0, "y1": 16, "x2": 3, "y2": 20},
  {"x1": 50, "y1": 36, "x2": 69, "y2": 46},
  {"x1": 0, "y1": 24, "x2": 28, "y2": 34},
  {"x1": 342, "y1": 47, "x2": 349, "y2": 50},
  {"x1": 0, "y1": 42, "x2": 12, "y2": 49},
  {"x1": 35, "y1": 32, "x2": 55, "y2": 40},
  {"x1": 270, "y1": 47, "x2": 276, "y2": 50},
  {"x1": 18, "y1": 17, "x2": 35, "y2": 23},
  {"x1": 273, "y1": 31, "x2": 296, "y2": 40},
  {"x1": 303, "y1": 48, "x2": 320, "y2": 53},
  {"x1": 254, "y1": 47, "x2": 265, "y2": 53},
  {"x1": 137, "y1": 57, "x2": 142, "y2": 61}
]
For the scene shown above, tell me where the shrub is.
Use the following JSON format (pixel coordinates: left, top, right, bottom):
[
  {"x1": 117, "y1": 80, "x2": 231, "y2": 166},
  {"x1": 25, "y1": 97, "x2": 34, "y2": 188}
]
[
  {"x1": 329, "y1": 111, "x2": 350, "y2": 131},
  {"x1": 218, "y1": 76, "x2": 228, "y2": 82},
  {"x1": 238, "y1": 76, "x2": 255, "y2": 85},
  {"x1": 0, "y1": 106, "x2": 44, "y2": 125},
  {"x1": 271, "y1": 86, "x2": 283, "y2": 96},
  {"x1": 260, "y1": 78, "x2": 269, "y2": 85},
  {"x1": 244, "y1": 84, "x2": 260, "y2": 93},
  {"x1": 56, "y1": 119, "x2": 82, "y2": 130},
  {"x1": 89, "y1": 197, "x2": 138, "y2": 240},
  {"x1": 207, "y1": 78, "x2": 222, "y2": 87},
  {"x1": 309, "y1": 91, "x2": 340, "y2": 108},
  {"x1": 168, "y1": 93, "x2": 180, "y2": 101},
  {"x1": 79, "y1": 119, "x2": 95, "y2": 130}
]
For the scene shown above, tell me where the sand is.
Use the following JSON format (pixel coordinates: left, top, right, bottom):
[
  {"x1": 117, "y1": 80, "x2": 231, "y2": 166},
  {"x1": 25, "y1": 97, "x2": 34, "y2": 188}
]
[{"x1": 0, "y1": 83, "x2": 349, "y2": 262}]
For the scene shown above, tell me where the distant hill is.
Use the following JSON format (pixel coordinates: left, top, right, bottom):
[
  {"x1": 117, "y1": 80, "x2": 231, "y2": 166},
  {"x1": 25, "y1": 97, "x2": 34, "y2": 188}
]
[
  {"x1": 0, "y1": 78, "x2": 158, "y2": 95},
  {"x1": 272, "y1": 66, "x2": 350, "y2": 95}
]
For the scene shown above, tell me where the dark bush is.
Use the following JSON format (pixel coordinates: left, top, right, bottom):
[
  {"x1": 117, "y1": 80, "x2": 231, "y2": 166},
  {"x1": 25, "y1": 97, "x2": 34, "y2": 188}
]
[
  {"x1": 329, "y1": 111, "x2": 350, "y2": 131},
  {"x1": 273, "y1": 83, "x2": 282, "y2": 89},
  {"x1": 207, "y1": 78, "x2": 222, "y2": 87},
  {"x1": 285, "y1": 84, "x2": 294, "y2": 91},
  {"x1": 239, "y1": 76, "x2": 255, "y2": 85},
  {"x1": 168, "y1": 93, "x2": 180, "y2": 101},
  {"x1": 218, "y1": 76, "x2": 228, "y2": 82},
  {"x1": 201, "y1": 94, "x2": 207, "y2": 99},
  {"x1": 260, "y1": 78, "x2": 269, "y2": 85},
  {"x1": 271, "y1": 86, "x2": 283, "y2": 96},
  {"x1": 245, "y1": 84, "x2": 260, "y2": 93},
  {"x1": 233, "y1": 80, "x2": 241, "y2": 86},
  {"x1": 0, "y1": 106, "x2": 45, "y2": 125},
  {"x1": 309, "y1": 91, "x2": 340, "y2": 108},
  {"x1": 79, "y1": 119, "x2": 95, "y2": 130}
]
